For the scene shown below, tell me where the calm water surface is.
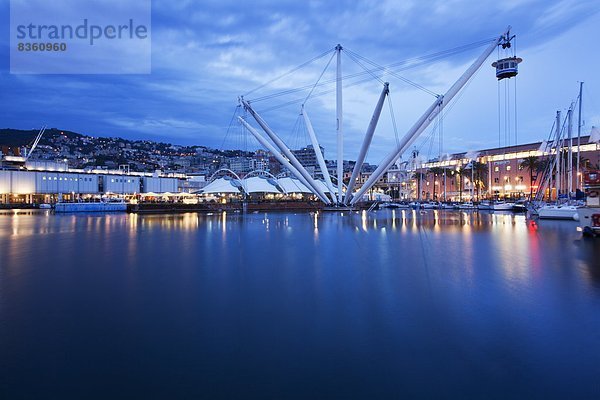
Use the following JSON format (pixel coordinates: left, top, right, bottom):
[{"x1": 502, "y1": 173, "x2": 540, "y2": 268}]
[{"x1": 1, "y1": 210, "x2": 599, "y2": 399}]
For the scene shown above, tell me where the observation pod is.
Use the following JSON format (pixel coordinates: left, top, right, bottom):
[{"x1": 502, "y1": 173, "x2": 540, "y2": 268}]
[{"x1": 492, "y1": 56, "x2": 522, "y2": 80}]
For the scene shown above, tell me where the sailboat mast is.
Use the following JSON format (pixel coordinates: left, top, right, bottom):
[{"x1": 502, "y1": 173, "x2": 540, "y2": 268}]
[
  {"x1": 556, "y1": 111, "x2": 561, "y2": 198},
  {"x1": 577, "y1": 82, "x2": 583, "y2": 191},
  {"x1": 568, "y1": 106, "x2": 573, "y2": 196},
  {"x1": 335, "y1": 44, "x2": 343, "y2": 205}
]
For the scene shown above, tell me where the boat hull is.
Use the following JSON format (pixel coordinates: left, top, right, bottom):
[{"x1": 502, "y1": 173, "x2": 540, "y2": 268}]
[
  {"x1": 577, "y1": 207, "x2": 600, "y2": 235},
  {"x1": 538, "y1": 206, "x2": 580, "y2": 221},
  {"x1": 492, "y1": 203, "x2": 515, "y2": 211}
]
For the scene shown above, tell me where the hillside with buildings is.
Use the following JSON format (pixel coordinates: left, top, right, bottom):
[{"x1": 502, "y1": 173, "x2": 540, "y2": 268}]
[{"x1": 1, "y1": 127, "x2": 598, "y2": 205}]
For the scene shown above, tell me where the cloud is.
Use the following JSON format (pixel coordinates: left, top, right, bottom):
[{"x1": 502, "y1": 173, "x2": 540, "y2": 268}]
[{"x1": 2, "y1": 0, "x2": 600, "y2": 162}]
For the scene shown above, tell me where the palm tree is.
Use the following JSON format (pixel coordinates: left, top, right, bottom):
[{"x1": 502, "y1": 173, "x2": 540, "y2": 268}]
[
  {"x1": 428, "y1": 167, "x2": 444, "y2": 200},
  {"x1": 520, "y1": 155, "x2": 540, "y2": 200},
  {"x1": 469, "y1": 161, "x2": 487, "y2": 201}
]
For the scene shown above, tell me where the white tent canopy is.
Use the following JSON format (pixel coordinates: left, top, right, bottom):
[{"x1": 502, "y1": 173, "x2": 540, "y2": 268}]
[
  {"x1": 243, "y1": 176, "x2": 281, "y2": 194},
  {"x1": 277, "y1": 177, "x2": 312, "y2": 194},
  {"x1": 200, "y1": 177, "x2": 242, "y2": 194}
]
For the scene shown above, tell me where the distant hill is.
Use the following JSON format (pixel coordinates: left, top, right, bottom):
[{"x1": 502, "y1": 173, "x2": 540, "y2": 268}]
[
  {"x1": 0, "y1": 129, "x2": 40, "y2": 147},
  {"x1": 0, "y1": 128, "x2": 83, "y2": 147}
]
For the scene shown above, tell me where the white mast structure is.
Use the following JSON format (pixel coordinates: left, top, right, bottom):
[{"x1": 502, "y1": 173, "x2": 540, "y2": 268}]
[
  {"x1": 240, "y1": 99, "x2": 332, "y2": 204},
  {"x1": 301, "y1": 106, "x2": 337, "y2": 201},
  {"x1": 335, "y1": 44, "x2": 344, "y2": 204},
  {"x1": 349, "y1": 26, "x2": 513, "y2": 206},
  {"x1": 237, "y1": 117, "x2": 330, "y2": 203},
  {"x1": 344, "y1": 82, "x2": 389, "y2": 205}
]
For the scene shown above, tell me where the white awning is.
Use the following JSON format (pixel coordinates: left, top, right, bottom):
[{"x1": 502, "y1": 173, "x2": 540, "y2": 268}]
[
  {"x1": 277, "y1": 177, "x2": 312, "y2": 194},
  {"x1": 200, "y1": 177, "x2": 242, "y2": 194},
  {"x1": 242, "y1": 176, "x2": 281, "y2": 194}
]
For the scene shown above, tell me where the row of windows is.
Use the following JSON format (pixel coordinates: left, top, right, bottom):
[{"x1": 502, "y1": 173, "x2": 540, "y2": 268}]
[
  {"x1": 497, "y1": 61, "x2": 518, "y2": 70},
  {"x1": 110, "y1": 178, "x2": 136, "y2": 183},
  {"x1": 494, "y1": 165, "x2": 524, "y2": 172},
  {"x1": 494, "y1": 177, "x2": 525, "y2": 183},
  {"x1": 41, "y1": 176, "x2": 94, "y2": 182}
]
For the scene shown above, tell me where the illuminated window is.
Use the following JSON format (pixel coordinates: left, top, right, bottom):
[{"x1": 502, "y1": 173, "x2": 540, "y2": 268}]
[
  {"x1": 42, "y1": 176, "x2": 46, "y2": 180},
  {"x1": 506, "y1": 166, "x2": 511, "y2": 171},
  {"x1": 494, "y1": 166, "x2": 499, "y2": 172}
]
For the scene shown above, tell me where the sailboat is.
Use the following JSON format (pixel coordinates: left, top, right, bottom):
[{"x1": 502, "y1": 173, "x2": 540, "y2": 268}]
[
  {"x1": 538, "y1": 204, "x2": 580, "y2": 220},
  {"x1": 492, "y1": 200, "x2": 515, "y2": 211},
  {"x1": 535, "y1": 87, "x2": 586, "y2": 221}
]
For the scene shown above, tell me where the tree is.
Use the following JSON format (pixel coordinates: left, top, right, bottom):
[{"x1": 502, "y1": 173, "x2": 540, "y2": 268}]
[
  {"x1": 520, "y1": 156, "x2": 540, "y2": 200},
  {"x1": 428, "y1": 167, "x2": 444, "y2": 200},
  {"x1": 468, "y1": 161, "x2": 487, "y2": 201}
]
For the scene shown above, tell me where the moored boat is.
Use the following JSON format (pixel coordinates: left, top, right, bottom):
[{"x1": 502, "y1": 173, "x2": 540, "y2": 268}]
[
  {"x1": 477, "y1": 200, "x2": 493, "y2": 210},
  {"x1": 54, "y1": 198, "x2": 127, "y2": 213},
  {"x1": 492, "y1": 201, "x2": 515, "y2": 211},
  {"x1": 421, "y1": 201, "x2": 440, "y2": 209},
  {"x1": 577, "y1": 171, "x2": 600, "y2": 236},
  {"x1": 538, "y1": 204, "x2": 580, "y2": 221},
  {"x1": 512, "y1": 200, "x2": 528, "y2": 213},
  {"x1": 457, "y1": 202, "x2": 475, "y2": 210}
]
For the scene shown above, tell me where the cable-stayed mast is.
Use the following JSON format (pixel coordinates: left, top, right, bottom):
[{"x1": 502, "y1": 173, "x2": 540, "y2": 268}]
[
  {"x1": 335, "y1": 44, "x2": 344, "y2": 204},
  {"x1": 240, "y1": 98, "x2": 332, "y2": 204},
  {"x1": 301, "y1": 106, "x2": 337, "y2": 201},
  {"x1": 344, "y1": 82, "x2": 389, "y2": 205},
  {"x1": 350, "y1": 26, "x2": 513, "y2": 205}
]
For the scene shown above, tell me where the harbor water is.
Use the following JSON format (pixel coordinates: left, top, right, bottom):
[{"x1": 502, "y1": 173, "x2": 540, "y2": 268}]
[{"x1": 1, "y1": 210, "x2": 599, "y2": 398}]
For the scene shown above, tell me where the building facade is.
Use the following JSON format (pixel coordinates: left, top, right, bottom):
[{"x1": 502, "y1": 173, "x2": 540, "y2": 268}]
[{"x1": 0, "y1": 168, "x2": 179, "y2": 204}]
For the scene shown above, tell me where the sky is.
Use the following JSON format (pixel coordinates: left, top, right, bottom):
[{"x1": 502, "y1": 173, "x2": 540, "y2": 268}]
[{"x1": 1, "y1": 0, "x2": 599, "y2": 164}]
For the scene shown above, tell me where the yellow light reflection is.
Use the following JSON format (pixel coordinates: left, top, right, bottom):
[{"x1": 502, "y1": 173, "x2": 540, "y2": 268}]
[{"x1": 361, "y1": 210, "x2": 367, "y2": 232}]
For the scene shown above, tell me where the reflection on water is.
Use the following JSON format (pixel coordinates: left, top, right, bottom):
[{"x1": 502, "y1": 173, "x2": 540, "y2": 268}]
[{"x1": 1, "y1": 209, "x2": 599, "y2": 399}]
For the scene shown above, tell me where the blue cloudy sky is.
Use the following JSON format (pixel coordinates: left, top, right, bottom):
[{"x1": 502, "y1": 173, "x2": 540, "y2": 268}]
[{"x1": 1, "y1": 0, "x2": 599, "y2": 163}]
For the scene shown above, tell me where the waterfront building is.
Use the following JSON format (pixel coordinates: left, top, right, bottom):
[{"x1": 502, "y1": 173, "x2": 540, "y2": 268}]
[
  {"x1": 416, "y1": 136, "x2": 599, "y2": 201},
  {"x1": 0, "y1": 162, "x2": 180, "y2": 204}
]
